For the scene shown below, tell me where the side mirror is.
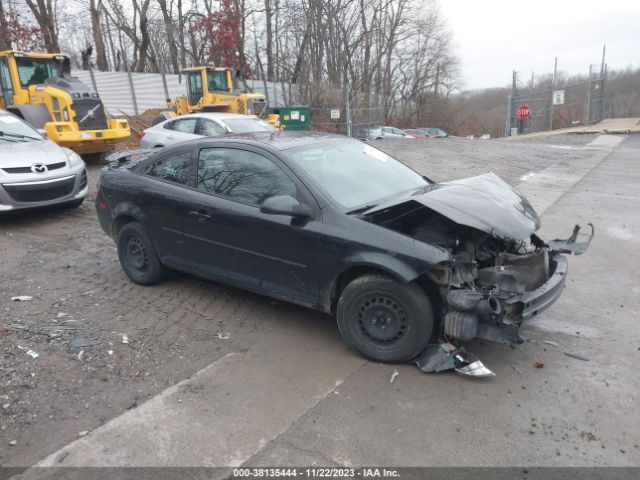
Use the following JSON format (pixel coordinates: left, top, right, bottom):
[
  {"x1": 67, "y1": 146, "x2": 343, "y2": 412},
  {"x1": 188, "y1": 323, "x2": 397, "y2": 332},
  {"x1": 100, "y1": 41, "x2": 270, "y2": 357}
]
[
  {"x1": 260, "y1": 195, "x2": 312, "y2": 219},
  {"x1": 37, "y1": 129, "x2": 47, "y2": 139}
]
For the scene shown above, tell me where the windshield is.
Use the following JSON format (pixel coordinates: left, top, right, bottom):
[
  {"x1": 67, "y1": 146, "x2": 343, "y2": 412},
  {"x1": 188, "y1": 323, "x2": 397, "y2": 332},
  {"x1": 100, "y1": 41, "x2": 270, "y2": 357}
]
[
  {"x1": 207, "y1": 70, "x2": 228, "y2": 91},
  {"x1": 0, "y1": 111, "x2": 42, "y2": 141},
  {"x1": 222, "y1": 118, "x2": 276, "y2": 133},
  {"x1": 286, "y1": 140, "x2": 428, "y2": 210},
  {"x1": 16, "y1": 57, "x2": 62, "y2": 87}
]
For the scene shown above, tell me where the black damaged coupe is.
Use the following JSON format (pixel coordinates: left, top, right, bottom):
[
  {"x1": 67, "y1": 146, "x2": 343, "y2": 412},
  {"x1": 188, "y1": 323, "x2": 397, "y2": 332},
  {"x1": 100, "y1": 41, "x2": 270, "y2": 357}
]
[{"x1": 96, "y1": 133, "x2": 591, "y2": 364}]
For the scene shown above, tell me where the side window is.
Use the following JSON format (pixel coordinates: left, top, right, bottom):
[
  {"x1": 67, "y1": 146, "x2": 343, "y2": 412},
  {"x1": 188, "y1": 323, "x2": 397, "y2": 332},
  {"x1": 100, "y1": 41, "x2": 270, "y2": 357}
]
[
  {"x1": 172, "y1": 118, "x2": 197, "y2": 134},
  {"x1": 196, "y1": 119, "x2": 226, "y2": 137},
  {"x1": 144, "y1": 151, "x2": 192, "y2": 185},
  {"x1": 197, "y1": 148, "x2": 297, "y2": 205},
  {"x1": 187, "y1": 72, "x2": 203, "y2": 105},
  {"x1": 0, "y1": 58, "x2": 14, "y2": 105}
]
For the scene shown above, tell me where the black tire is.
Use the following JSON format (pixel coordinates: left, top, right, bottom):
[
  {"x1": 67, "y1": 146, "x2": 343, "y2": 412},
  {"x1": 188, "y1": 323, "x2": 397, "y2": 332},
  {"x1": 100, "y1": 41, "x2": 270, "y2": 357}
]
[
  {"x1": 337, "y1": 274, "x2": 433, "y2": 363},
  {"x1": 117, "y1": 222, "x2": 167, "y2": 285},
  {"x1": 82, "y1": 152, "x2": 107, "y2": 164}
]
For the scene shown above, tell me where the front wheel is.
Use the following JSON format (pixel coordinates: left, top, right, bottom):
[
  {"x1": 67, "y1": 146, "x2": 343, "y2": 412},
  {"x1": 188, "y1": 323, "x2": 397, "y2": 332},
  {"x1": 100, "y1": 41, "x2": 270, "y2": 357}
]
[
  {"x1": 117, "y1": 222, "x2": 167, "y2": 285},
  {"x1": 337, "y1": 275, "x2": 433, "y2": 363}
]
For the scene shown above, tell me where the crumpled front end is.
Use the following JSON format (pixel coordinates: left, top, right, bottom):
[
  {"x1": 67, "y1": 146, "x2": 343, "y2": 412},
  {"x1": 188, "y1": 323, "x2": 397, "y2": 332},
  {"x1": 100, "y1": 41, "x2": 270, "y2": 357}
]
[
  {"x1": 437, "y1": 224, "x2": 593, "y2": 345},
  {"x1": 362, "y1": 172, "x2": 594, "y2": 346}
]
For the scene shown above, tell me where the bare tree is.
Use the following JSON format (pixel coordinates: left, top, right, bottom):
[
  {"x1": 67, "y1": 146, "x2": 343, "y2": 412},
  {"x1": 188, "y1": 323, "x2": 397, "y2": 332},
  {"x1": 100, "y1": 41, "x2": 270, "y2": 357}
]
[
  {"x1": 90, "y1": 0, "x2": 109, "y2": 70},
  {"x1": 0, "y1": 0, "x2": 11, "y2": 50},
  {"x1": 25, "y1": 0, "x2": 59, "y2": 52},
  {"x1": 157, "y1": 0, "x2": 180, "y2": 73}
]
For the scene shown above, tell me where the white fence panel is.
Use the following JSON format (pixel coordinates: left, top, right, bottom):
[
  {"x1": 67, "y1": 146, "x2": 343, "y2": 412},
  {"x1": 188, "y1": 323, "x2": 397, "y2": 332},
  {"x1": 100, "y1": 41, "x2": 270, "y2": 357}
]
[{"x1": 71, "y1": 69, "x2": 293, "y2": 116}]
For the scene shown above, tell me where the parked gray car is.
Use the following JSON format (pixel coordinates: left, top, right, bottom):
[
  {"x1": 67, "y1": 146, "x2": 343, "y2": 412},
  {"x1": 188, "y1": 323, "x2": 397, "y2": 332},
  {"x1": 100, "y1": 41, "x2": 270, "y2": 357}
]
[{"x1": 0, "y1": 109, "x2": 87, "y2": 213}]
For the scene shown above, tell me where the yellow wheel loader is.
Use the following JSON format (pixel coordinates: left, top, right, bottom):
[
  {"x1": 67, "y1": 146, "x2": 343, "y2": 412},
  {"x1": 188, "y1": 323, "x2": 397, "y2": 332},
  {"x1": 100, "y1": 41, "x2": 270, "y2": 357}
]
[
  {"x1": 154, "y1": 66, "x2": 280, "y2": 127},
  {"x1": 0, "y1": 50, "x2": 130, "y2": 159}
]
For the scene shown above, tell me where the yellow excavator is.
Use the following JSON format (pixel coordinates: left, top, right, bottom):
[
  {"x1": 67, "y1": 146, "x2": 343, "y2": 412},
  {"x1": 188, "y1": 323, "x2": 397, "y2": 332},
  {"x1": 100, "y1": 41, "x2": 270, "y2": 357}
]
[
  {"x1": 154, "y1": 66, "x2": 280, "y2": 127},
  {"x1": 0, "y1": 50, "x2": 130, "y2": 159}
]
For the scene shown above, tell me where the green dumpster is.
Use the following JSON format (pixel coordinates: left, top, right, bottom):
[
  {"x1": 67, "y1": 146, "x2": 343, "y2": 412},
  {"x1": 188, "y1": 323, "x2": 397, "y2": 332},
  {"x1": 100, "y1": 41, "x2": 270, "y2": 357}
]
[{"x1": 270, "y1": 106, "x2": 310, "y2": 131}]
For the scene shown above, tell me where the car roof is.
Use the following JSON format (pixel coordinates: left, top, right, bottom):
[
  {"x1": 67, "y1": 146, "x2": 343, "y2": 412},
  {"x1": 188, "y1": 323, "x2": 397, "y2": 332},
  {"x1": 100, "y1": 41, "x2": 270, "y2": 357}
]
[
  {"x1": 165, "y1": 131, "x2": 353, "y2": 152},
  {"x1": 172, "y1": 112, "x2": 260, "y2": 121}
]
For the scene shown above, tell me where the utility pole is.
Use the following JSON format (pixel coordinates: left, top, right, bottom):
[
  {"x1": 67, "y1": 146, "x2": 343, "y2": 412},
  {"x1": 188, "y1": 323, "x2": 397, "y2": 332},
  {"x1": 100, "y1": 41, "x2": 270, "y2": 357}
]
[
  {"x1": 598, "y1": 45, "x2": 607, "y2": 122},
  {"x1": 585, "y1": 65, "x2": 592, "y2": 124},
  {"x1": 506, "y1": 94, "x2": 512, "y2": 137},
  {"x1": 510, "y1": 70, "x2": 517, "y2": 135},
  {"x1": 550, "y1": 57, "x2": 558, "y2": 131},
  {"x1": 343, "y1": 63, "x2": 352, "y2": 137}
]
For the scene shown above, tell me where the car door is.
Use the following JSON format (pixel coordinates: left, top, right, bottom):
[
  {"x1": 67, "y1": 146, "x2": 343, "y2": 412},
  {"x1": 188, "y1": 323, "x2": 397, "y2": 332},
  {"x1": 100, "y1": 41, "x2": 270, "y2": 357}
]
[
  {"x1": 136, "y1": 147, "x2": 196, "y2": 264},
  {"x1": 161, "y1": 118, "x2": 201, "y2": 145},
  {"x1": 179, "y1": 145, "x2": 322, "y2": 304}
]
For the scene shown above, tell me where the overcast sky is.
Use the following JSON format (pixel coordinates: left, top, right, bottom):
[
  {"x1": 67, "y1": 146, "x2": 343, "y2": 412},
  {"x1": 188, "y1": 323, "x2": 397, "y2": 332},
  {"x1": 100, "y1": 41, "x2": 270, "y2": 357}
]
[{"x1": 439, "y1": 0, "x2": 640, "y2": 90}]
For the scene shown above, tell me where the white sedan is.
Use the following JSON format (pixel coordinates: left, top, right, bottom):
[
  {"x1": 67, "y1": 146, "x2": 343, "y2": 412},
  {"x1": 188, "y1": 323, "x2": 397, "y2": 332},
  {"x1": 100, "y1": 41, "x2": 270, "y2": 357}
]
[{"x1": 139, "y1": 112, "x2": 277, "y2": 148}]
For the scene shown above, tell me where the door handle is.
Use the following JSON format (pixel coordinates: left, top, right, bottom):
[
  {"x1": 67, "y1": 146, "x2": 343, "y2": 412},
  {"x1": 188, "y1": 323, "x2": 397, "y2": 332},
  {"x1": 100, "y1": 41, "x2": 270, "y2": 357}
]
[
  {"x1": 189, "y1": 209, "x2": 211, "y2": 220},
  {"x1": 167, "y1": 135, "x2": 174, "y2": 139}
]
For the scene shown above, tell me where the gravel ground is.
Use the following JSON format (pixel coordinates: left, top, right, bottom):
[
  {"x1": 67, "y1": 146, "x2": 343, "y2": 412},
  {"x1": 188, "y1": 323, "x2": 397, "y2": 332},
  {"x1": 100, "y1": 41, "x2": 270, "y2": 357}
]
[
  {"x1": 370, "y1": 135, "x2": 602, "y2": 185},
  {"x1": 0, "y1": 133, "x2": 605, "y2": 465}
]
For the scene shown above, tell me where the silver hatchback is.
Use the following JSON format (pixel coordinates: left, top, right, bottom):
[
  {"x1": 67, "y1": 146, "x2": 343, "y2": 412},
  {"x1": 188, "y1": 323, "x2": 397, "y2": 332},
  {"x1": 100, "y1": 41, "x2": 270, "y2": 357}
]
[{"x1": 0, "y1": 109, "x2": 87, "y2": 213}]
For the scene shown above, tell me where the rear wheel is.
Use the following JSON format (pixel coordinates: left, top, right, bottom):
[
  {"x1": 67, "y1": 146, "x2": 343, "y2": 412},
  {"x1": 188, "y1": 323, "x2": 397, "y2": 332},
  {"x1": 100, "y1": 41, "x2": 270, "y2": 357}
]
[
  {"x1": 117, "y1": 222, "x2": 167, "y2": 285},
  {"x1": 337, "y1": 274, "x2": 433, "y2": 363}
]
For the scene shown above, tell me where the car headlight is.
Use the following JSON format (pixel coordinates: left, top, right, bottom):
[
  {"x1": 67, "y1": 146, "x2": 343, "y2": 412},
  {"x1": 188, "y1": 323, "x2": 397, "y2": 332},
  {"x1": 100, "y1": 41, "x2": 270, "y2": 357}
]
[{"x1": 67, "y1": 151, "x2": 84, "y2": 168}]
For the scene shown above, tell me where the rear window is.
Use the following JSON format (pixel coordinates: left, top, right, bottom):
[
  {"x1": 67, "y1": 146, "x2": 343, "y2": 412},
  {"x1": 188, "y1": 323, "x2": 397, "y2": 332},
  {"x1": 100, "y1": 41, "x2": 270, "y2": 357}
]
[{"x1": 221, "y1": 118, "x2": 276, "y2": 133}]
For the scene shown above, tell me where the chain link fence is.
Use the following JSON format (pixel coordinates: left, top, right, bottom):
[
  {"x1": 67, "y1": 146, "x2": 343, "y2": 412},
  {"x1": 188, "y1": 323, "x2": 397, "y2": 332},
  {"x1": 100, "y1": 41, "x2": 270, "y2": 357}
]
[
  {"x1": 310, "y1": 106, "x2": 384, "y2": 138},
  {"x1": 507, "y1": 64, "x2": 607, "y2": 136}
]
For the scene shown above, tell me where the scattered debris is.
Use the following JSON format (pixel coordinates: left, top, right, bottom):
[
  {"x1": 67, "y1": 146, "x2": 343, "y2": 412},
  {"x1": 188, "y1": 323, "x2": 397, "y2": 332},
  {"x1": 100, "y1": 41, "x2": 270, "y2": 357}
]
[
  {"x1": 9, "y1": 440, "x2": 17, "y2": 446},
  {"x1": 121, "y1": 334, "x2": 130, "y2": 344},
  {"x1": 80, "y1": 291, "x2": 94, "y2": 296},
  {"x1": 56, "y1": 452, "x2": 69, "y2": 463},
  {"x1": 511, "y1": 365, "x2": 522, "y2": 374},
  {"x1": 11, "y1": 295, "x2": 33, "y2": 302},
  {"x1": 581, "y1": 431, "x2": 598, "y2": 442},
  {"x1": 544, "y1": 340, "x2": 560, "y2": 347},
  {"x1": 534, "y1": 362, "x2": 545, "y2": 368},
  {"x1": 77, "y1": 350, "x2": 85, "y2": 361},
  {"x1": 213, "y1": 332, "x2": 231, "y2": 340},
  {"x1": 108, "y1": 350, "x2": 113, "y2": 356},
  {"x1": 414, "y1": 343, "x2": 495, "y2": 377},
  {"x1": 69, "y1": 337, "x2": 102, "y2": 353},
  {"x1": 564, "y1": 352, "x2": 589, "y2": 362},
  {"x1": 78, "y1": 431, "x2": 88, "y2": 437},
  {"x1": 17, "y1": 345, "x2": 39, "y2": 358},
  {"x1": 2, "y1": 403, "x2": 10, "y2": 409},
  {"x1": 390, "y1": 370, "x2": 399, "y2": 384}
]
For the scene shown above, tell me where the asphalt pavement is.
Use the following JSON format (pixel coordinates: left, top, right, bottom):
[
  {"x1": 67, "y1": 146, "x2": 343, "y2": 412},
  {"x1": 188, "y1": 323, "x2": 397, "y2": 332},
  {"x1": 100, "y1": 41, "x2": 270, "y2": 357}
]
[{"x1": 2, "y1": 133, "x2": 638, "y2": 470}]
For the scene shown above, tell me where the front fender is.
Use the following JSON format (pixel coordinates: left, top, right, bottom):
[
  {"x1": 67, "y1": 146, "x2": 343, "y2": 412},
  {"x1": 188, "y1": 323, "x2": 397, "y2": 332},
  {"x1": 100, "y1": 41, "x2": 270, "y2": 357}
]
[
  {"x1": 111, "y1": 201, "x2": 150, "y2": 235},
  {"x1": 341, "y1": 251, "x2": 427, "y2": 284}
]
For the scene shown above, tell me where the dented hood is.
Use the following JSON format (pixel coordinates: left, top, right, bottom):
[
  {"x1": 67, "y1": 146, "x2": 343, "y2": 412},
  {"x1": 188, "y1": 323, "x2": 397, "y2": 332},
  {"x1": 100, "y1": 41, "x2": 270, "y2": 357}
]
[{"x1": 368, "y1": 173, "x2": 541, "y2": 240}]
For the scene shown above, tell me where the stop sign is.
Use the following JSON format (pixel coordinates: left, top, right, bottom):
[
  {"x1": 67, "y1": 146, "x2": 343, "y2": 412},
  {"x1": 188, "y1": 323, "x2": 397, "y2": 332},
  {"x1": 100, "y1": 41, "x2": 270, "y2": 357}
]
[{"x1": 517, "y1": 104, "x2": 532, "y2": 120}]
